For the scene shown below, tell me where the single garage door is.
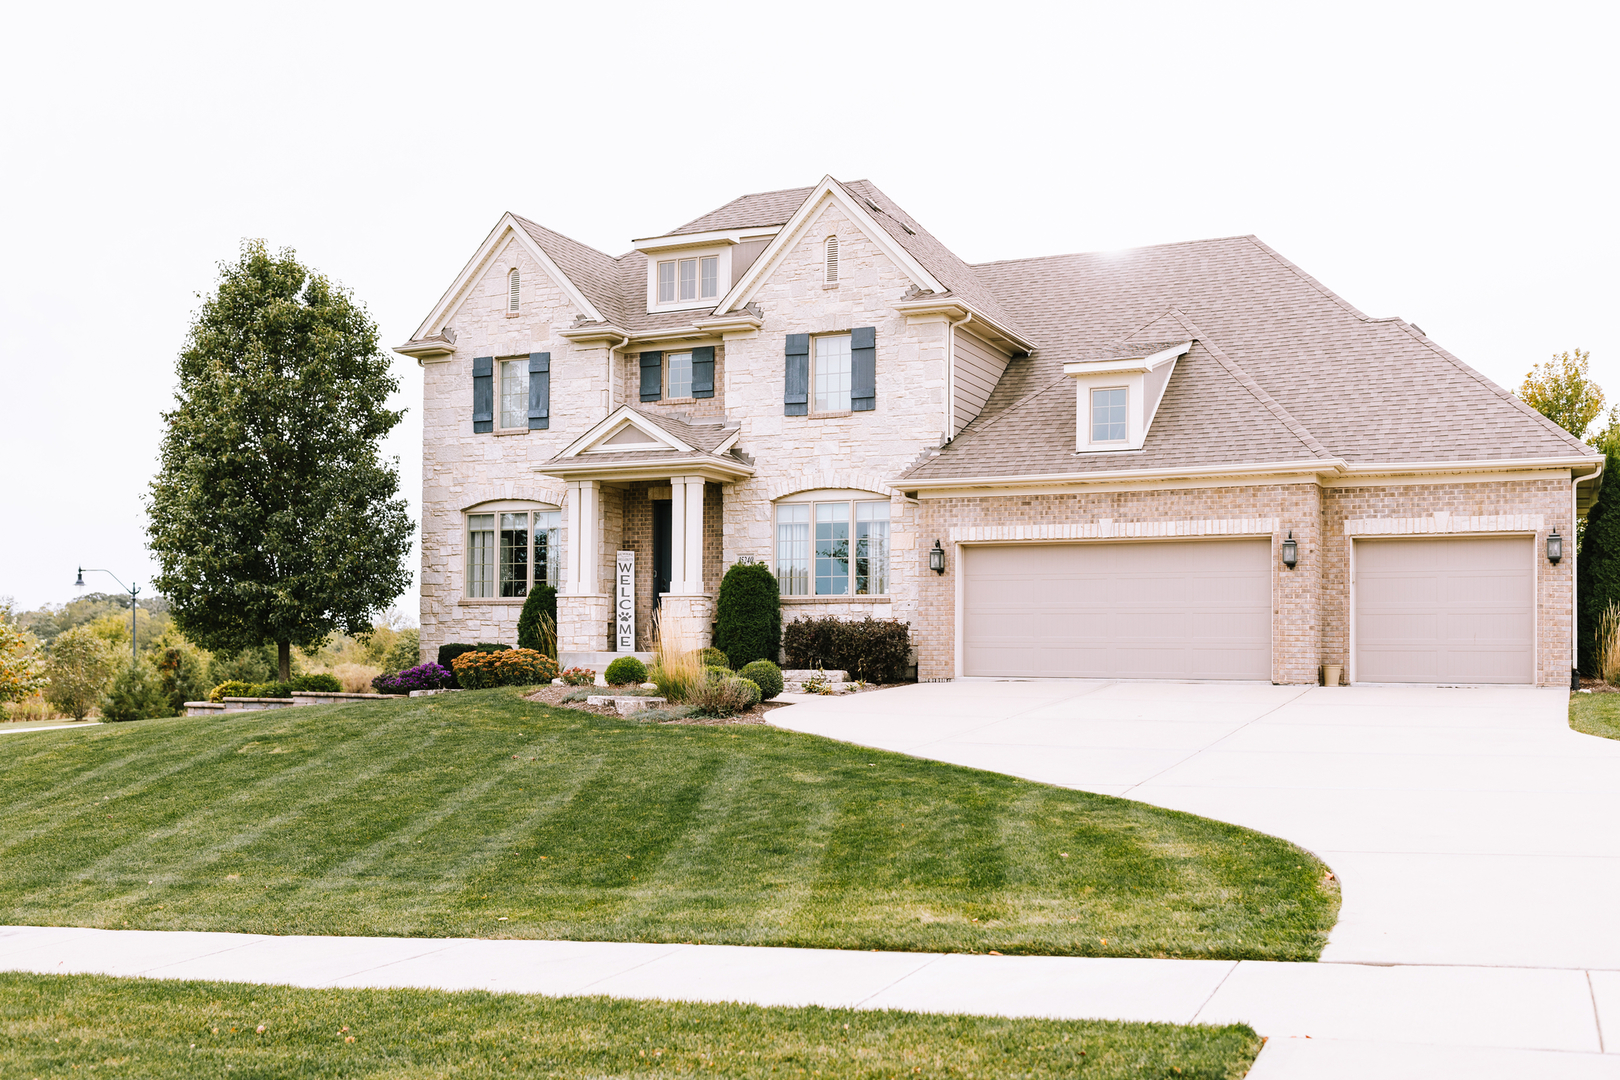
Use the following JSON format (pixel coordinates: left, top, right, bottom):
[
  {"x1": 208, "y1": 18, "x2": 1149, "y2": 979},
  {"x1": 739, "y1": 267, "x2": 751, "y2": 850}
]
[
  {"x1": 1354, "y1": 536, "x2": 1534, "y2": 684},
  {"x1": 962, "y1": 539, "x2": 1272, "y2": 679}
]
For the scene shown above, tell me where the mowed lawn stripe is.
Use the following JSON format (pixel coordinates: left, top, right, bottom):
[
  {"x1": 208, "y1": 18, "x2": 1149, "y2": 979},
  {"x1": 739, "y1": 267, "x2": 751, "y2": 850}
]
[{"x1": 0, "y1": 689, "x2": 1338, "y2": 959}]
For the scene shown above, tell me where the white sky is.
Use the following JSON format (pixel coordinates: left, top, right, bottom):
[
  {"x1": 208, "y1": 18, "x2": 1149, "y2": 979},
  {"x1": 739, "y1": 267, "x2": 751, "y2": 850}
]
[{"x1": 2, "y1": 0, "x2": 1615, "y2": 616}]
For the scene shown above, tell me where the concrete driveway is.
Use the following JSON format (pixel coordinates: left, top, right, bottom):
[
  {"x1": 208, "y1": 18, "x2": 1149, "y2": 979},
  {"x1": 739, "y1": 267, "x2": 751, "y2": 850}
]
[{"x1": 771, "y1": 681, "x2": 1619, "y2": 970}]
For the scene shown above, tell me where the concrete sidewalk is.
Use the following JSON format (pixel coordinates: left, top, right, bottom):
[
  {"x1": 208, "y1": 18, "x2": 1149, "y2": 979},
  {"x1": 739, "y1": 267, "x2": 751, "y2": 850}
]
[{"x1": 3, "y1": 924, "x2": 1619, "y2": 1078}]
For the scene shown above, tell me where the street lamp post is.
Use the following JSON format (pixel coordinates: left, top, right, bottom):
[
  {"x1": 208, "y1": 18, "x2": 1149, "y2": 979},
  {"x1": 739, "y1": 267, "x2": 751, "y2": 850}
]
[{"x1": 75, "y1": 568, "x2": 141, "y2": 664}]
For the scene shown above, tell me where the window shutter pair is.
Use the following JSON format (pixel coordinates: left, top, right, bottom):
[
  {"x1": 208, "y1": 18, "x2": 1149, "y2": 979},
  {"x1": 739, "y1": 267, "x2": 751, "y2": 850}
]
[
  {"x1": 851, "y1": 326, "x2": 876, "y2": 411},
  {"x1": 783, "y1": 328, "x2": 875, "y2": 413},
  {"x1": 783, "y1": 334, "x2": 809, "y2": 415},
  {"x1": 691, "y1": 346, "x2": 715, "y2": 399},
  {"x1": 528, "y1": 352, "x2": 550, "y2": 429},
  {"x1": 472, "y1": 356, "x2": 494, "y2": 433},
  {"x1": 640, "y1": 352, "x2": 663, "y2": 402}
]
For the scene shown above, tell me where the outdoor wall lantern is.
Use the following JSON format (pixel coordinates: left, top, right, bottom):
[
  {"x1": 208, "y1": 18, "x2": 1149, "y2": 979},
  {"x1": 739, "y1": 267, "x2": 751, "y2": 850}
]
[
  {"x1": 1548, "y1": 530, "x2": 1563, "y2": 565},
  {"x1": 1281, "y1": 532, "x2": 1298, "y2": 569},
  {"x1": 929, "y1": 540, "x2": 947, "y2": 575}
]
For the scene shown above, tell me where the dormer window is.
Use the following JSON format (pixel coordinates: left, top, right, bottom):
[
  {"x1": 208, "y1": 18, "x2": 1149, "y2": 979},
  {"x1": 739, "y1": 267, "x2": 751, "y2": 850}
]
[
  {"x1": 824, "y1": 236, "x2": 839, "y2": 284},
  {"x1": 507, "y1": 268, "x2": 520, "y2": 313},
  {"x1": 657, "y1": 256, "x2": 720, "y2": 304},
  {"x1": 1091, "y1": 388, "x2": 1127, "y2": 442}
]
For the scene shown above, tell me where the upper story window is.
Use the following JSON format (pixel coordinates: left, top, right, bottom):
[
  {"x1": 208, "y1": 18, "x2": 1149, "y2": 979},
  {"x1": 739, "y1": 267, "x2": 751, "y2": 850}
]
[
  {"x1": 507, "y1": 268, "x2": 520, "y2": 313},
  {"x1": 824, "y1": 236, "x2": 839, "y2": 284},
  {"x1": 774, "y1": 492, "x2": 890, "y2": 597},
  {"x1": 814, "y1": 334, "x2": 852, "y2": 413},
  {"x1": 657, "y1": 255, "x2": 720, "y2": 304},
  {"x1": 1091, "y1": 387, "x2": 1127, "y2": 442},
  {"x1": 667, "y1": 351, "x2": 693, "y2": 399},
  {"x1": 499, "y1": 359, "x2": 529, "y2": 430},
  {"x1": 466, "y1": 507, "x2": 562, "y2": 599}
]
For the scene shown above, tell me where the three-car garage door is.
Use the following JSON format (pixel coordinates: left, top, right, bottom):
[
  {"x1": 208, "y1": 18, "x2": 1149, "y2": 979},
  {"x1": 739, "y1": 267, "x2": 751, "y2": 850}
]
[
  {"x1": 1354, "y1": 536, "x2": 1534, "y2": 684},
  {"x1": 962, "y1": 539, "x2": 1272, "y2": 680}
]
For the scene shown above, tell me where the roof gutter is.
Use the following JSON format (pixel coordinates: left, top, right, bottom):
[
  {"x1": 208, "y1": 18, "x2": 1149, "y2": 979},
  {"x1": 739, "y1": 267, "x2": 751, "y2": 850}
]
[
  {"x1": 892, "y1": 296, "x2": 1036, "y2": 356},
  {"x1": 897, "y1": 458, "x2": 1349, "y2": 494}
]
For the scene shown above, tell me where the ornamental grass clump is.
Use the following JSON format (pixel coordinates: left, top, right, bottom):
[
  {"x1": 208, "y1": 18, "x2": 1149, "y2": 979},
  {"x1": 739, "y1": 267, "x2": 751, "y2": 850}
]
[
  {"x1": 689, "y1": 675, "x2": 761, "y2": 718},
  {"x1": 451, "y1": 648, "x2": 558, "y2": 689},
  {"x1": 1600, "y1": 600, "x2": 1620, "y2": 685},
  {"x1": 372, "y1": 662, "x2": 453, "y2": 695},
  {"x1": 649, "y1": 612, "x2": 704, "y2": 704}
]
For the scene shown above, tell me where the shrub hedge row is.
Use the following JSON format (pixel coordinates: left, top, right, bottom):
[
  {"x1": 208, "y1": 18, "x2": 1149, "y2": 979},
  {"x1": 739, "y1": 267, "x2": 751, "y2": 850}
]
[{"x1": 780, "y1": 617, "x2": 912, "y2": 684}]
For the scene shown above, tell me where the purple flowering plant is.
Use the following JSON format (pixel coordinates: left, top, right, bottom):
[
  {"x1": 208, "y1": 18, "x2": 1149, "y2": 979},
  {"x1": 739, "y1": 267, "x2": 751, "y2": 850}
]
[{"x1": 372, "y1": 662, "x2": 454, "y2": 695}]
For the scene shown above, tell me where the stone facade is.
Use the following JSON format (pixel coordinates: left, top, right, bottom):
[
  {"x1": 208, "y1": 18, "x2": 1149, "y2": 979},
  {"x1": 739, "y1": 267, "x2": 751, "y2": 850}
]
[{"x1": 408, "y1": 189, "x2": 1582, "y2": 688}]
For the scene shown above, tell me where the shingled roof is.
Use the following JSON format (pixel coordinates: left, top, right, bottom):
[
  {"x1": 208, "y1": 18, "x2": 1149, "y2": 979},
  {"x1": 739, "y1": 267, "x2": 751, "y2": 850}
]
[{"x1": 902, "y1": 235, "x2": 1594, "y2": 482}]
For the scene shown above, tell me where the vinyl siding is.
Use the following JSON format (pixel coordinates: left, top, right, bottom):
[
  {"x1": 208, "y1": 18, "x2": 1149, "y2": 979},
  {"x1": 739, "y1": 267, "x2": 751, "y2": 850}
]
[{"x1": 952, "y1": 330, "x2": 1010, "y2": 436}]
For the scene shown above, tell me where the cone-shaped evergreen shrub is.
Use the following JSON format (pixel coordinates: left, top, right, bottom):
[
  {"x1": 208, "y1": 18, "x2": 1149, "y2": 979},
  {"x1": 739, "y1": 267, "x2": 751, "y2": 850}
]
[{"x1": 713, "y1": 562, "x2": 781, "y2": 668}]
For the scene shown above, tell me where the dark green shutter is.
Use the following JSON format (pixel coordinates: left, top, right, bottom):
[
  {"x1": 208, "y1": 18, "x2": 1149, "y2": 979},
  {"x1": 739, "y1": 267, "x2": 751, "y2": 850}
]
[
  {"x1": 528, "y1": 352, "x2": 550, "y2": 430},
  {"x1": 640, "y1": 352, "x2": 663, "y2": 402},
  {"x1": 691, "y1": 346, "x2": 715, "y2": 399},
  {"x1": 784, "y1": 334, "x2": 809, "y2": 415},
  {"x1": 851, "y1": 326, "x2": 876, "y2": 412},
  {"x1": 472, "y1": 356, "x2": 494, "y2": 433}
]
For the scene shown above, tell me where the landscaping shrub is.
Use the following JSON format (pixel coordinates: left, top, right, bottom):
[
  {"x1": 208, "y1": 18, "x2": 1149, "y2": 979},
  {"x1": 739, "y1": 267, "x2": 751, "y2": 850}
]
[
  {"x1": 436, "y1": 642, "x2": 510, "y2": 688},
  {"x1": 689, "y1": 675, "x2": 761, "y2": 717},
  {"x1": 699, "y1": 646, "x2": 730, "y2": 669},
  {"x1": 330, "y1": 663, "x2": 382, "y2": 693},
  {"x1": 704, "y1": 664, "x2": 732, "y2": 684},
  {"x1": 517, "y1": 585, "x2": 558, "y2": 656},
  {"x1": 152, "y1": 642, "x2": 211, "y2": 713},
  {"x1": 372, "y1": 662, "x2": 453, "y2": 695},
  {"x1": 451, "y1": 648, "x2": 558, "y2": 689},
  {"x1": 604, "y1": 656, "x2": 647, "y2": 686},
  {"x1": 739, "y1": 659, "x2": 784, "y2": 700},
  {"x1": 381, "y1": 628, "x2": 421, "y2": 673},
  {"x1": 43, "y1": 626, "x2": 117, "y2": 720},
  {"x1": 782, "y1": 616, "x2": 912, "y2": 683},
  {"x1": 712, "y1": 562, "x2": 781, "y2": 668},
  {"x1": 560, "y1": 666, "x2": 596, "y2": 687},
  {"x1": 208, "y1": 680, "x2": 258, "y2": 703},
  {"x1": 101, "y1": 661, "x2": 174, "y2": 721},
  {"x1": 291, "y1": 672, "x2": 343, "y2": 694}
]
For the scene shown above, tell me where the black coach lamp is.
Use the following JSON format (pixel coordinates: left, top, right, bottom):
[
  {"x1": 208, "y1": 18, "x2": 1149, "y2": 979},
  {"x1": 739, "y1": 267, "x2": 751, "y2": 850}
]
[
  {"x1": 929, "y1": 540, "x2": 947, "y2": 575},
  {"x1": 1281, "y1": 532, "x2": 1298, "y2": 569},
  {"x1": 1548, "y1": 530, "x2": 1563, "y2": 565}
]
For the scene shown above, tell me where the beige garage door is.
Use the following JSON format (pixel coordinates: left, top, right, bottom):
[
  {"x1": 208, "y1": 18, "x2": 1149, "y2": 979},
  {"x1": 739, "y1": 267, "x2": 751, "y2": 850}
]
[
  {"x1": 1354, "y1": 536, "x2": 1534, "y2": 684},
  {"x1": 962, "y1": 539, "x2": 1272, "y2": 680}
]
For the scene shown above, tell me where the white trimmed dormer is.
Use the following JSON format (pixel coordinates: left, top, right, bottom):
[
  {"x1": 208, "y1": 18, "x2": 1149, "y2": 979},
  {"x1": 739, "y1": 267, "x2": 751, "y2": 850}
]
[
  {"x1": 633, "y1": 228, "x2": 780, "y2": 314},
  {"x1": 1064, "y1": 341, "x2": 1191, "y2": 453}
]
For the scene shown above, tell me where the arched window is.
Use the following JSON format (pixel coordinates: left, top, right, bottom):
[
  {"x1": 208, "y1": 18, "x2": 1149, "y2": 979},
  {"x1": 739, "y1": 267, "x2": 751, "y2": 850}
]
[
  {"x1": 773, "y1": 490, "x2": 889, "y2": 597},
  {"x1": 824, "y1": 236, "x2": 839, "y2": 284},
  {"x1": 507, "y1": 268, "x2": 520, "y2": 313}
]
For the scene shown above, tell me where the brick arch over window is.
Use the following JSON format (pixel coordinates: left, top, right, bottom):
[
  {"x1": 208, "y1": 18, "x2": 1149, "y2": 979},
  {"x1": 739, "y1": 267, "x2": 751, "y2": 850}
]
[
  {"x1": 763, "y1": 469, "x2": 895, "y2": 503},
  {"x1": 456, "y1": 480, "x2": 566, "y2": 513}
]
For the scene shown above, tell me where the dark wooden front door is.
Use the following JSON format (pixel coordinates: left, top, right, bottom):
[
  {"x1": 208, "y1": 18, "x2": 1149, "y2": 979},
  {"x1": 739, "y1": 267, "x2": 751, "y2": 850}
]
[{"x1": 652, "y1": 500, "x2": 672, "y2": 609}]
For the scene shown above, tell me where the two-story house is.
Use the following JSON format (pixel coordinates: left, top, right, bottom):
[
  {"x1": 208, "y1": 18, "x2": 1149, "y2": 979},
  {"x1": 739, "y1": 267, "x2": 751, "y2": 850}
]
[{"x1": 396, "y1": 176, "x2": 1602, "y2": 687}]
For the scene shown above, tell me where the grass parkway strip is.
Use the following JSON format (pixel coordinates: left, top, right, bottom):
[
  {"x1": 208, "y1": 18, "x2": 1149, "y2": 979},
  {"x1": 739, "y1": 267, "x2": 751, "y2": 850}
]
[
  {"x1": 0, "y1": 688, "x2": 1338, "y2": 960},
  {"x1": 0, "y1": 971, "x2": 1263, "y2": 1080}
]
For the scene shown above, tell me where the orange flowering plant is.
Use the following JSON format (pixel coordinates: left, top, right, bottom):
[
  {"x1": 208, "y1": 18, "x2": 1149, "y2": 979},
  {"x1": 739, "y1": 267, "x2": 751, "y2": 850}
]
[{"x1": 450, "y1": 648, "x2": 559, "y2": 689}]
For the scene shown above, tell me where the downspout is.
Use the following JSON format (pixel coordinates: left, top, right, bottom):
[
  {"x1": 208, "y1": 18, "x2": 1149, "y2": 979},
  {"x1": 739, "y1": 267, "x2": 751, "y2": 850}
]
[
  {"x1": 945, "y1": 310, "x2": 973, "y2": 442},
  {"x1": 606, "y1": 333, "x2": 631, "y2": 417}
]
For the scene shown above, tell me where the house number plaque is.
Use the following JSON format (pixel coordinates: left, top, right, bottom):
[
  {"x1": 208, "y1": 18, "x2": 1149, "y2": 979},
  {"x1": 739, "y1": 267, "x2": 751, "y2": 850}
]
[{"x1": 615, "y1": 550, "x2": 635, "y2": 652}]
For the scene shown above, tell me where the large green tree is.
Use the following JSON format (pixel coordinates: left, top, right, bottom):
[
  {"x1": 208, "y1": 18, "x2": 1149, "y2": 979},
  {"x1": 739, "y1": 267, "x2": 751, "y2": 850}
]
[
  {"x1": 1520, "y1": 348, "x2": 1603, "y2": 440},
  {"x1": 147, "y1": 241, "x2": 413, "y2": 681}
]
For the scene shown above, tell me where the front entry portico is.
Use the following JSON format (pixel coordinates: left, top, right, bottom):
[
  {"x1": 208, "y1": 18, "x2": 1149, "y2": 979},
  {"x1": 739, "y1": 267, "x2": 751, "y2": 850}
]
[{"x1": 537, "y1": 406, "x2": 755, "y2": 670}]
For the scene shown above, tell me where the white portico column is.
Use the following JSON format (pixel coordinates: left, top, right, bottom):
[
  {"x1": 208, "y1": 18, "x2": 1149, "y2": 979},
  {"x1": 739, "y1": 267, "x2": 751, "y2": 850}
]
[
  {"x1": 668, "y1": 476, "x2": 689, "y2": 595},
  {"x1": 567, "y1": 480, "x2": 601, "y2": 594},
  {"x1": 680, "y1": 476, "x2": 706, "y2": 594}
]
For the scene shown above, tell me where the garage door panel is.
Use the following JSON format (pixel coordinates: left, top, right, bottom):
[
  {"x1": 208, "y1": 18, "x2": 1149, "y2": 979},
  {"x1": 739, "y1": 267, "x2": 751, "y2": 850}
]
[
  {"x1": 963, "y1": 539, "x2": 1271, "y2": 680},
  {"x1": 1355, "y1": 537, "x2": 1534, "y2": 684}
]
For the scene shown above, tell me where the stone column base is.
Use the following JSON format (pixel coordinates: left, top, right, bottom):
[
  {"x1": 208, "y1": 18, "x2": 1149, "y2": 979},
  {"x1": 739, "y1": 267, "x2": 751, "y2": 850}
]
[
  {"x1": 559, "y1": 594, "x2": 611, "y2": 654},
  {"x1": 656, "y1": 594, "x2": 715, "y2": 650}
]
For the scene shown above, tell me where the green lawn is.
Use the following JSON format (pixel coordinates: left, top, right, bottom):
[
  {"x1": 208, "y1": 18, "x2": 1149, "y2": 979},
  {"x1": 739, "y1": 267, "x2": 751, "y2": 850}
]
[
  {"x1": 0, "y1": 972, "x2": 1262, "y2": 1080},
  {"x1": 1571, "y1": 691, "x2": 1620, "y2": 739},
  {"x1": 0, "y1": 688, "x2": 1337, "y2": 960}
]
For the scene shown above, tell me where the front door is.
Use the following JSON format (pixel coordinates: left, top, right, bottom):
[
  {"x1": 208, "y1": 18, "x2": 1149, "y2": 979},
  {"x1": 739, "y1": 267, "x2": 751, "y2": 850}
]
[{"x1": 652, "y1": 499, "x2": 672, "y2": 609}]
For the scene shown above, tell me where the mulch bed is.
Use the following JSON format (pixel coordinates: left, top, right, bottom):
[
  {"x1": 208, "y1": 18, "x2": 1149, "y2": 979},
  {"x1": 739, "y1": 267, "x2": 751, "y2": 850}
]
[
  {"x1": 1579, "y1": 677, "x2": 1620, "y2": 694},
  {"x1": 522, "y1": 679, "x2": 907, "y2": 724}
]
